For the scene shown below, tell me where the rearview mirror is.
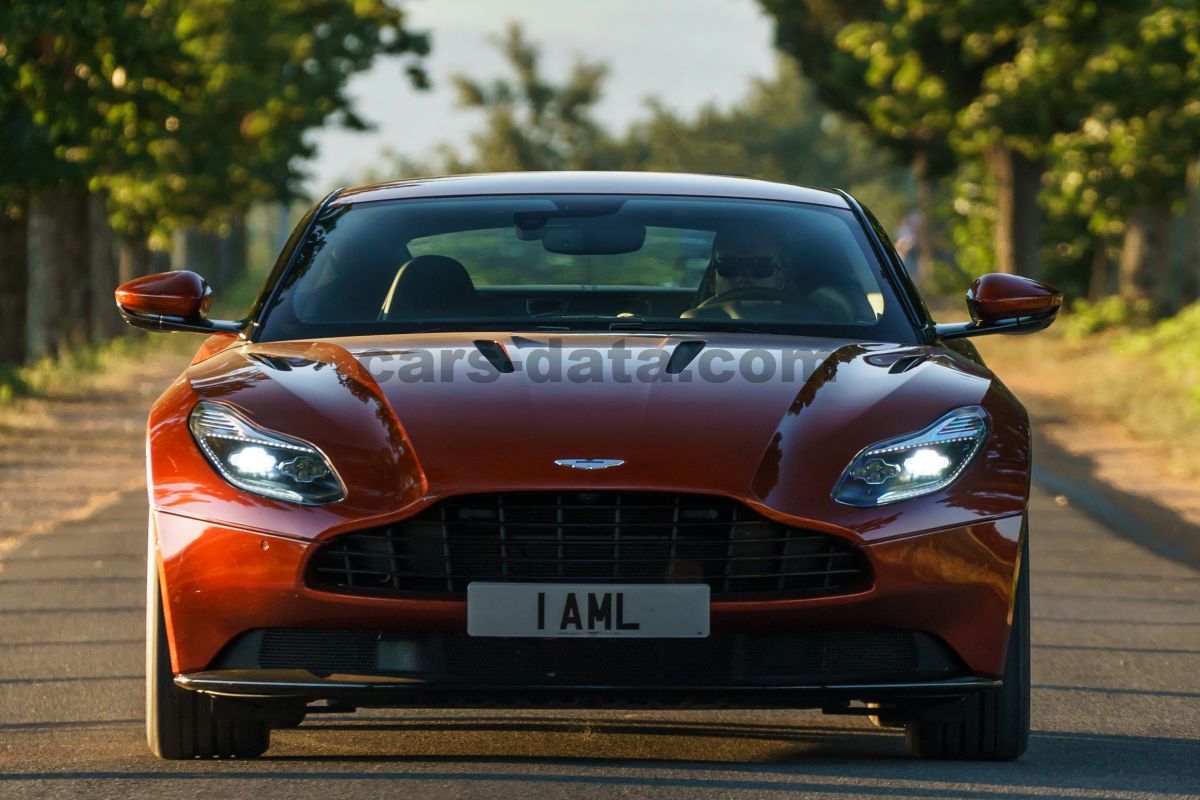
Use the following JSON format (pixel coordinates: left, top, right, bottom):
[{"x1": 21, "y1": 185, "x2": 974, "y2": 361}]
[
  {"x1": 935, "y1": 273, "x2": 1062, "y2": 340},
  {"x1": 542, "y1": 220, "x2": 646, "y2": 255},
  {"x1": 114, "y1": 270, "x2": 244, "y2": 334}
]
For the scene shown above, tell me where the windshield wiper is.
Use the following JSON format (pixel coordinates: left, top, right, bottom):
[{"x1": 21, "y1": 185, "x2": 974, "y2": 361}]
[
  {"x1": 608, "y1": 317, "x2": 649, "y2": 331},
  {"x1": 396, "y1": 320, "x2": 576, "y2": 334},
  {"x1": 606, "y1": 318, "x2": 766, "y2": 335}
]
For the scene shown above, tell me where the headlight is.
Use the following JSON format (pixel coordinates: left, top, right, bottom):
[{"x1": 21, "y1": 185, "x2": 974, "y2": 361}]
[
  {"x1": 832, "y1": 406, "x2": 989, "y2": 507},
  {"x1": 188, "y1": 402, "x2": 345, "y2": 505}
]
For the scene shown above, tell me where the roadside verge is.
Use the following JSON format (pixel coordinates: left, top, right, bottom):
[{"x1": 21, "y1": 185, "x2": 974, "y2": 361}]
[{"x1": 1024, "y1": 393, "x2": 1200, "y2": 571}]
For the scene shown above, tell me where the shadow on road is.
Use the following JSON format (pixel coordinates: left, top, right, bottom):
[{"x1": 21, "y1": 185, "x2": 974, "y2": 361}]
[
  {"x1": 2, "y1": 720, "x2": 1197, "y2": 798},
  {"x1": 1032, "y1": 414, "x2": 1200, "y2": 572}
]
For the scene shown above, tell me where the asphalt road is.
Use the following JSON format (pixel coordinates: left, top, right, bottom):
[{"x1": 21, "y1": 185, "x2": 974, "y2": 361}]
[{"x1": 2, "y1": 486, "x2": 1198, "y2": 799}]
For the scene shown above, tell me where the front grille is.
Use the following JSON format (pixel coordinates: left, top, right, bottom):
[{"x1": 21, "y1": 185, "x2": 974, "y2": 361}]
[
  {"x1": 214, "y1": 629, "x2": 963, "y2": 686},
  {"x1": 308, "y1": 491, "x2": 869, "y2": 598}
]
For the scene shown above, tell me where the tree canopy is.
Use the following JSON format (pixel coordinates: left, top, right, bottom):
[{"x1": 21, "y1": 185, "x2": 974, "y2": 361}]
[
  {"x1": 0, "y1": 0, "x2": 429, "y2": 239},
  {"x1": 758, "y1": 0, "x2": 1200, "y2": 304}
]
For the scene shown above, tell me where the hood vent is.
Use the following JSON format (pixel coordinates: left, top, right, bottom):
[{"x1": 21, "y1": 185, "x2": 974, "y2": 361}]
[
  {"x1": 472, "y1": 340, "x2": 515, "y2": 374},
  {"x1": 888, "y1": 354, "x2": 929, "y2": 374},
  {"x1": 666, "y1": 340, "x2": 706, "y2": 375}
]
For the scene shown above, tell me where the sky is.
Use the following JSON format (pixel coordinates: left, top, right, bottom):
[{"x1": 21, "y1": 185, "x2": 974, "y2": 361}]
[{"x1": 305, "y1": 0, "x2": 778, "y2": 192}]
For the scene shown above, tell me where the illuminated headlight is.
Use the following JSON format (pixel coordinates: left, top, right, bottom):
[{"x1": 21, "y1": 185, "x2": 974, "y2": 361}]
[
  {"x1": 832, "y1": 406, "x2": 989, "y2": 507},
  {"x1": 188, "y1": 402, "x2": 345, "y2": 505}
]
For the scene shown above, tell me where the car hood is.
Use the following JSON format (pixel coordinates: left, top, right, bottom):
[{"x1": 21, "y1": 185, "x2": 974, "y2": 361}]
[{"x1": 183, "y1": 331, "x2": 1027, "y2": 538}]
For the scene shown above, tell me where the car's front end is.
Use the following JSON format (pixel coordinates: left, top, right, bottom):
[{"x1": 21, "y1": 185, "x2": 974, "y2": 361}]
[{"x1": 122, "y1": 172, "x2": 1059, "y2": 760}]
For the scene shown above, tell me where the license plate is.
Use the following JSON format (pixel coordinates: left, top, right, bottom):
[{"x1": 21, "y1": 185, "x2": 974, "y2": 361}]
[{"x1": 467, "y1": 583, "x2": 710, "y2": 638}]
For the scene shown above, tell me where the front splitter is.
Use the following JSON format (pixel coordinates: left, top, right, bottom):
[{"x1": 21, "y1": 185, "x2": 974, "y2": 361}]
[{"x1": 176, "y1": 670, "x2": 1000, "y2": 709}]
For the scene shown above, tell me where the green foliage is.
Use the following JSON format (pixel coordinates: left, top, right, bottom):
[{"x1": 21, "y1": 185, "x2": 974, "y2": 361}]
[
  {"x1": 0, "y1": 0, "x2": 429, "y2": 240},
  {"x1": 760, "y1": 0, "x2": 1200, "y2": 303},
  {"x1": 756, "y1": 1, "x2": 916, "y2": 161},
  {"x1": 387, "y1": 34, "x2": 910, "y2": 233},
  {"x1": 0, "y1": 329, "x2": 193, "y2": 405},
  {"x1": 1042, "y1": 2, "x2": 1200, "y2": 236},
  {"x1": 1117, "y1": 300, "x2": 1200, "y2": 408},
  {"x1": 619, "y1": 59, "x2": 910, "y2": 230},
  {"x1": 440, "y1": 23, "x2": 615, "y2": 173},
  {"x1": 1061, "y1": 295, "x2": 1154, "y2": 339},
  {"x1": 836, "y1": 1, "x2": 1023, "y2": 154},
  {"x1": 947, "y1": 158, "x2": 996, "y2": 278},
  {"x1": 0, "y1": 1, "x2": 183, "y2": 193},
  {"x1": 0, "y1": 364, "x2": 30, "y2": 404}
]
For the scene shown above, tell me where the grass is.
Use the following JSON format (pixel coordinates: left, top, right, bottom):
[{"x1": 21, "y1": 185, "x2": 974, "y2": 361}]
[
  {"x1": 968, "y1": 298, "x2": 1200, "y2": 479},
  {"x1": 0, "y1": 263, "x2": 267, "y2": 411},
  {"x1": 0, "y1": 333, "x2": 198, "y2": 404}
]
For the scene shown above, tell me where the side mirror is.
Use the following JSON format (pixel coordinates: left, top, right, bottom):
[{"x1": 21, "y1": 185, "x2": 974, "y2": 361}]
[
  {"x1": 115, "y1": 271, "x2": 244, "y2": 334},
  {"x1": 935, "y1": 273, "x2": 1062, "y2": 340}
]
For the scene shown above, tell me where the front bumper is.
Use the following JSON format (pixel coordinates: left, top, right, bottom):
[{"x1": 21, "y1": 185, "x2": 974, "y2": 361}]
[{"x1": 154, "y1": 510, "x2": 1024, "y2": 683}]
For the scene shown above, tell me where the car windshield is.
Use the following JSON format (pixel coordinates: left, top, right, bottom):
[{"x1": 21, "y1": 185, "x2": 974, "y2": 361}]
[{"x1": 256, "y1": 194, "x2": 916, "y2": 342}]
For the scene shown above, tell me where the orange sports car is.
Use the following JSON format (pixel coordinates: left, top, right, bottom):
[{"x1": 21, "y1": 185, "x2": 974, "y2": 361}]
[{"x1": 116, "y1": 172, "x2": 1061, "y2": 760}]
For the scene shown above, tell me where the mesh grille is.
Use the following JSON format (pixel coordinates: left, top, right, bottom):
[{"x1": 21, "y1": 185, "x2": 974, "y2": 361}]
[{"x1": 308, "y1": 491, "x2": 869, "y2": 598}]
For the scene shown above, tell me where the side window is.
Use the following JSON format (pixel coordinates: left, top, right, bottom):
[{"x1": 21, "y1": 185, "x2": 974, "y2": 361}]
[{"x1": 859, "y1": 204, "x2": 929, "y2": 328}]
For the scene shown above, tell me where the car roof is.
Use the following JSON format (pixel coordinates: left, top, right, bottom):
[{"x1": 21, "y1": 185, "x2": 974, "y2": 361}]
[{"x1": 330, "y1": 171, "x2": 850, "y2": 209}]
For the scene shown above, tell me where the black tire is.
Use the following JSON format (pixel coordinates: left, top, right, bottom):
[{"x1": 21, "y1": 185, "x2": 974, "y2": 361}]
[
  {"x1": 146, "y1": 533, "x2": 270, "y2": 759},
  {"x1": 905, "y1": 530, "x2": 1030, "y2": 760},
  {"x1": 866, "y1": 703, "x2": 905, "y2": 728}
]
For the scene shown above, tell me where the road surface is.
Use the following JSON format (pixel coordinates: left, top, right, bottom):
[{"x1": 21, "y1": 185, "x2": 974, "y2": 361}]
[{"x1": 2, "y1": 485, "x2": 1198, "y2": 798}]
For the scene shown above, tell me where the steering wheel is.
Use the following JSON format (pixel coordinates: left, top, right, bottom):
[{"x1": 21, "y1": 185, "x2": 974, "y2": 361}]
[{"x1": 696, "y1": 285, "x2": 793, "y2": 308}]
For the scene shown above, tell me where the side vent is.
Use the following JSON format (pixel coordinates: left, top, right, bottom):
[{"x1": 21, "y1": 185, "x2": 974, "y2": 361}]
[
  {"x1": 473, "y1": 340, "x2": 515, "y2": 374},
  {"x1": 666, "y1": 340, "x2": 706, "y2": 374}
]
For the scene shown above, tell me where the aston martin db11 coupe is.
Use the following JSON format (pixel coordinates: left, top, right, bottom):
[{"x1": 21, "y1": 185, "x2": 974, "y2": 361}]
[{"x1": 116, "y1": 172, "x2": 1061, "y2": 761}]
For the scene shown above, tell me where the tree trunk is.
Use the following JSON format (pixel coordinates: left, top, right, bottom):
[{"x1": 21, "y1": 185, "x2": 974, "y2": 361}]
[
  {"x1": 1088, "y1": 240, "x2": 1110, "y2": 301},
  {"x1": 117, "y1": 234, "x2": 152, "y2": 285},
  {"x1": 87, "y1": 192, "x2": 121, "y2": 341},
  {"x1": 149, "y1": 248, "x2": 170, "y2": 274},
  {"x1": 911, "y1": 145, "x2": 937, "y2": 282},
  {"x1": 1119, "y1": 205, "x2": 1171, "y2": 307},
  {"x1": 1182, "y1": 160, "x2": 1200, "y2": 305},
  {"x1": 26, "y1": 189, "x2": 71, "y2": 361},
  {"x1": 218, "y1": 216, "x2": 247, "y2": 288},
  {"x1": 0, "y1": 203, "x2": 27, "y2": 365},
  {"x1": 59, "y1": 188, "x2": 91, "y2": 348},
  {"x1": 987, "y1": 144, "x2": 1043, "y2": 277},
  {"x1": 172, "y1": 227, "x2": 221, "y2": 280}
]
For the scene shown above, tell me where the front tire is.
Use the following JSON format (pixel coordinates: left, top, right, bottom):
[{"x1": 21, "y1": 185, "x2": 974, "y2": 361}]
[
  {"x1": 905, "y1": 529, "x2": 1030, "y2": 760},
  {"x1": 146, "y1": 533, "x2": 270, "y2": 759}
]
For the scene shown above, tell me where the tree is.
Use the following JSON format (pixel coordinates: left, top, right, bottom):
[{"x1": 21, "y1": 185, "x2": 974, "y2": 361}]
[
  {"x1": 441, "y1": 23, "x2": 617, "y2": 173},
  {"x1": 375, "y1": 28, "x2": 909, "y2": 230},
  {"x1": 620, "y1": 59, "x2": 910, "y2": 229},
  {"x1": 0, "y1": 0, "x2": 430, "y2": 363},
  {"x1": 1040, "y1": 1, "x2": 1200, "y2": 309},
  {"x1": 0, "y1": 0, "x2": 184, "y2": 359},
  {"x1": 758, "y1": 0, "x2": 961, "y2": 278},
  {"x1": 834, "y1": 1, "x2": 1063, "y2": 278}
]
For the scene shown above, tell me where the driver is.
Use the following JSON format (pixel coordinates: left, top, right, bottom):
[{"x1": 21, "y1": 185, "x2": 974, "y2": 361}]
[
  {"x1": 683, "y1": 226, "x2": 798, "y2": 319},
  {"x1": 710, "y1": 226, "x2": 787, "y2": 296}
]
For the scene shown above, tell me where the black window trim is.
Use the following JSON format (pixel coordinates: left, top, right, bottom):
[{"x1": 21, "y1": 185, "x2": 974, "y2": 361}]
[
  {"x1": 833, "y1": 189, "x2": 933, "y2": 342},
  {"x1": 247, "y1": 187, "x2": 345, "y2": 343}
]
